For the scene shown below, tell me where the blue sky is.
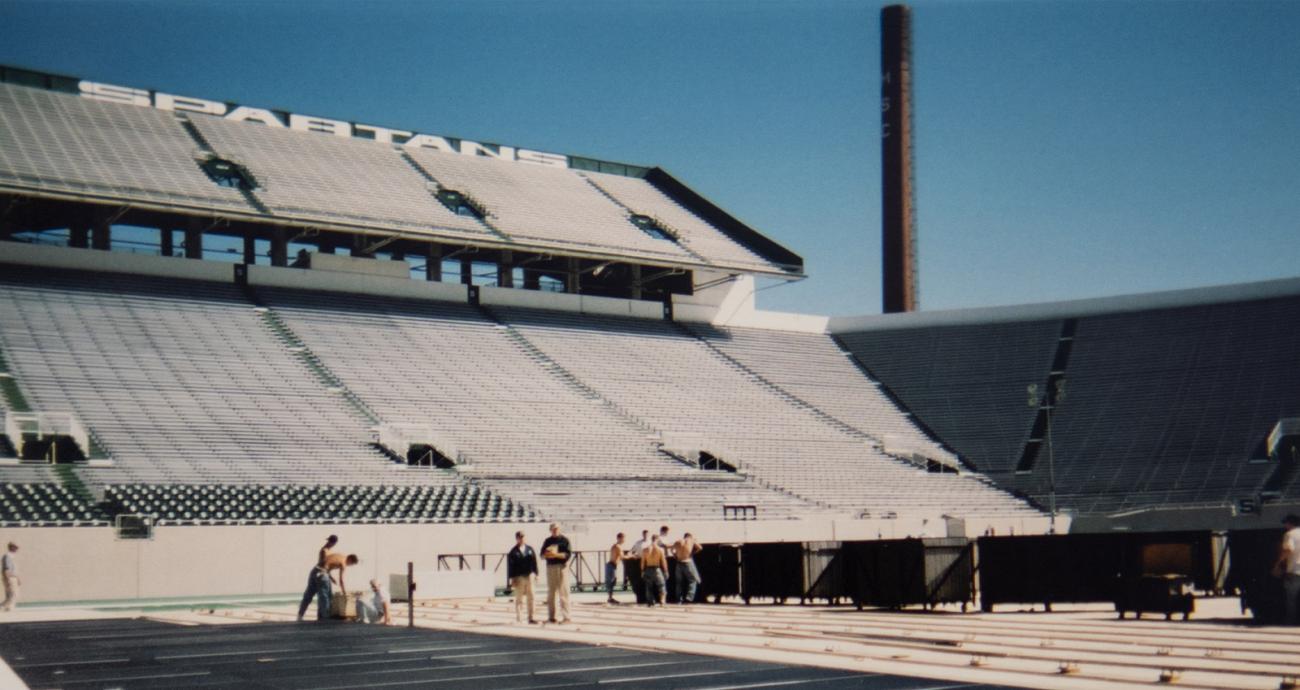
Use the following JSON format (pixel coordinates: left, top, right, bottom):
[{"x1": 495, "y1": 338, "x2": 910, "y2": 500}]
[{"x1": 1, "y1": 0, "x2": 1296, "y2": 316}]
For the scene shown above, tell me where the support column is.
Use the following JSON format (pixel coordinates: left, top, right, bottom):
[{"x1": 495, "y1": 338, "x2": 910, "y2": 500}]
[
  {"x1": 243, "y1": 231, "x2": 257, "y2": 265},
  {"x1": 184, "y1": 220, "x2": 203, "y2": 259},
  {"x1": 424, "y1": 244, "x2": 441, "y2": 282},
  {"x1": 523, "y1": 269, "x2": 541, "y2": 290},
  {"x1": 630, "y1": 265, "x2": 643, "y2": 300},
  {"x1": 269, "y1": 229, "x2": 288, "y2": 267},
  {"x1": 69, "y1": 223, "x2": 89, "y2": 249},
  {"x1": 459, "y1": 256, "x2": 473, "y2": 286},
  {"x1": 160, "y1": 228, "x2": 174, "y2": 257},
  {"x1": 565, "y1": 257, "x2": 580, "y2": 294},
  {"x1": 91, "y1": 220, "x2": 111, "y2": 251},
  {"x1": 498, "y1": 251, "x2": 514, "y2": 288},
  {"x1": 351, "y1": 235, "x2": 373, "y2": 258}
]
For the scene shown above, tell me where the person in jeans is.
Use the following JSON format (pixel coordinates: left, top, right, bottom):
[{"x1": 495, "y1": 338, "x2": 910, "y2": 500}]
[
  {"x1": 641, "y1": 534, "x2": 668, "y2": 606},
  {"x1": 606, "y1": 532, "x2": 626, "y2": 604},
  {"x1": 506, "y1": 531, "x2": 539, "y2": 623},
  {"x1": 672, "y1": 532, "x2": 703, "y2": 604},
  {"x1": 297, "y1": 535, "x2": 337, "y2": 621},
  {"x1": 540, "y1": 523, "x2": 572, "y2": 623}
]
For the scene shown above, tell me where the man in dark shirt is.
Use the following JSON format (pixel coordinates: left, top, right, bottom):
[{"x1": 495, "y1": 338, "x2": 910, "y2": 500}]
[
  {"x1": 506, "y1": 531, "x2": 539, "y2": 624},
  {"x1": 540, "y1": 522, "x2": 572, "y2": 623}
]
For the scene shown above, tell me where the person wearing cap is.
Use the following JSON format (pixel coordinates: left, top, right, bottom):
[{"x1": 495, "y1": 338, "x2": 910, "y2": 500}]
[
  {"x1": 297, "y1": 534, "x2": 337, "y2": 621},
  {"x1": 1274, "y1": 513, "x2": 1300, "y2": 625},
  {"x1": 1, "y1": 542, "x2": 19, "y2": 612},
  {"x1": 540, "y1": 522, "x2": 572, "y2": 623},
  {"x1": 506, "y1": 530, "x2": 539, "y2": 623}
]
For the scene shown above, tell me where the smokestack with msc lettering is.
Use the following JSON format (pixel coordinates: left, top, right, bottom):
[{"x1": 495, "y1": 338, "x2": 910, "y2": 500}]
[{"x1": 881, "y1": 4, "x2": 917, "y2": 313}]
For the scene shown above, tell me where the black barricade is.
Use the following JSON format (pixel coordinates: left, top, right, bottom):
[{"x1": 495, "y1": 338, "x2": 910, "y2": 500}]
[
  {"x1": 840, "y1": 538, "x2": 973, "y2": 609},
  {"x1": 740, "y1": 542, "x2": 804, "y2": 603},
  {"x1": 694, "y1": 544, "x2": 740, "y2": 603},
  {"x1": 1226, "y1": 527, "x2": 1287, "y2": 624},
  {"x1": 977, "y1": 531, "x2": 1220, "y2": 612},
  {"x1": 803, "y1": 541, "x2": 846, "y2": 604},
  {"x1": 978, "y1": 533, "x2": 1126, "y2": 611},
  {"x1": 625, "y1": 557, "x2": 645, "y2": 604}
]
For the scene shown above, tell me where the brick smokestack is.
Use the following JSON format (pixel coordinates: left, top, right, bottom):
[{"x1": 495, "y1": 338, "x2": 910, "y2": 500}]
[{"x1": 881, "y1": 4, "x2": 917, "y2": 313}]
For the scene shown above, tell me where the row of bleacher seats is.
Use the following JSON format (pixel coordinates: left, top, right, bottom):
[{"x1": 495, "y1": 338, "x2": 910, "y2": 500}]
[
  {"x1": 0, "y1": 265, "x2": 456, "y2": 491},
  {"x1": 836, "y1": 320, "x2": 1061, "y2": 474},
  {"x1": 0, "y1": 263, "x2": 1038, "y2": 523},
  {"x1": 490, "y1": 307, "x2": 1039, "y2": 517},
  {"x1": 0, "y1": 82, "x2": 778, "y2": 273},
  {"x1": 684, "y1": 322, "x2": 954, "y2": 462},
  {"x1": 836, "y1": 296, "x2": 1300, "y2": 516},
  {"x1": 0, "y1": 83, "x2": 250, "y2": 213},
  {"x1": 260, "y1": 287, "x2": 698, "y2": 480},
  {"x1": 1043, "y1": 300, "x2": 1293, "y2": 511},
  {"x1": 101, "y1": 483, "x2": 533, "y2": 525},
  {"x1": 0, "y1": 482, "x2": 103, "y2": 526},
  {"x1": 476, "y1": 476, "x2": 825, "y2": 522}
]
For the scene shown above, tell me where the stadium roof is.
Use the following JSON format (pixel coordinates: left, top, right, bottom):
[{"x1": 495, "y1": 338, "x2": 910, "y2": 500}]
[
  {"x1": 0, "y1": 65, "x2": 803, "y2": 280},
  {"x1": 830, "y1": 274, "x2": 1300, "y2": 332}
]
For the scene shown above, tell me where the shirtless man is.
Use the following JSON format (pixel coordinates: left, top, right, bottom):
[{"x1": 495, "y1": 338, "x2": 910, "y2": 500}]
[
  {"x1": 672, "y1": 532, "x2": 703, "y2": 604},
  {"x1": 323, "y1": 552, "x2": 360, "y2": 596},
  {"x1": 297, "y1": 535, "x2": 337, "y2": 621},
  {"x1": 641, "y1": 534, "x2": 669, "y2": 606},
  {"x1": 606, "y1": 533, "x2": 626, "y2": 604}
]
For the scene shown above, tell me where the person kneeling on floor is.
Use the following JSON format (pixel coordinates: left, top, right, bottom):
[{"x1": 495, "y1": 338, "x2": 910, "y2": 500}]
[{"x1": 356, "y1": 579, "x2": 390, "y2": 625}]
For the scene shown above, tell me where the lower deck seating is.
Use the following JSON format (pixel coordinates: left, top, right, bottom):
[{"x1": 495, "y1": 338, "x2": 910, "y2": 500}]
[
  {"x1": 102, "y1": 483, "x2": 535, "y2": 525},
  {"x1": 0, "y1": 482, "x2": 103, "y2": 526},
  {"x1": 478, "y1": 476, "x2": 825, "y2": 522}
]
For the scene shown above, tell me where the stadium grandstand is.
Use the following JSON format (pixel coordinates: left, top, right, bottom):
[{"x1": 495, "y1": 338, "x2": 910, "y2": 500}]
[{"x1": 0, "y1": 60, "x2": 1296, "y2": 627}]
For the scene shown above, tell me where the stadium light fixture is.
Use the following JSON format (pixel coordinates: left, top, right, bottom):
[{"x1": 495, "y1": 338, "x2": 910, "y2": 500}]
[{"x1": 1027, "y1": 379, "x2": 1065, "y2": 534}]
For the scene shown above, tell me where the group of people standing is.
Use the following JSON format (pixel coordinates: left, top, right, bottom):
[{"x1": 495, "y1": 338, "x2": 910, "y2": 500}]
[
  {"x1": 505, "y1": 523, "x2": 703, "y2": 624},
  {"x1": 296, "y1": 534, "x2": 389, "y2": 624},
  {"x1": 617, "y1": 526, "x2": 703, "y2": 607},
  {"x1": 506, "y1": 522, "x2": 574, "y2": 624}
]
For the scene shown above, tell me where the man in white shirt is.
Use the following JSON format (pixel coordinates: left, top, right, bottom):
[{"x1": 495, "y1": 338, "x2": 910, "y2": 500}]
[
  {"x1": 2, "y1": 542, "x2": 18, "y2": 612},
  {"x1": 1275, "y1": 514, "x2": 1300, "y2": 625},
  {"x1": 627, "y1": 530, "x2": 649, "y2": 604},
  {"x1": 356, "y1": 579, "x2": 390, "y2": 625}
]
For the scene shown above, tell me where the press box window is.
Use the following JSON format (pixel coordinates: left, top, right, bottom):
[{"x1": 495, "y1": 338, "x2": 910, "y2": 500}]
[
  {"x1": 630, "y1": 214, "x2": 677, "y2": 242},
  {"x1": 436, "y1": 189, "x2": 485, "y2": 219}
]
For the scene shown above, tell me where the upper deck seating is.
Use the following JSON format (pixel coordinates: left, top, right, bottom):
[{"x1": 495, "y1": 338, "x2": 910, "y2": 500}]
[{"x1": 0, "y1": 84, "x2": 253, "y2": 213}]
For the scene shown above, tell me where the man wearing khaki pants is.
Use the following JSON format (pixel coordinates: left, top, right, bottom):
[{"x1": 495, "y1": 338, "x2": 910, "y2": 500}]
[
  {"x1": 1, "y1": 543, "x2": 18, "y2": 612},
  {"x1": 540, "y1": 523, "x2": 572, "y2": 623}
]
